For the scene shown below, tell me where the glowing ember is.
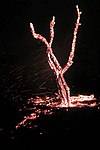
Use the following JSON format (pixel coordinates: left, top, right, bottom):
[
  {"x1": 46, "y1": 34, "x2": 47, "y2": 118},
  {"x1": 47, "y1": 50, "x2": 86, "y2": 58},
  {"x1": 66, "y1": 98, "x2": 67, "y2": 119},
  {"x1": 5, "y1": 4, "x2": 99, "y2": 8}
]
[
  {"x1": 15, "y1": 94, "x2": 98, "y2": 129},
  {"x1": 31, "y1": 94, "x2": 96, "y2": 108}
]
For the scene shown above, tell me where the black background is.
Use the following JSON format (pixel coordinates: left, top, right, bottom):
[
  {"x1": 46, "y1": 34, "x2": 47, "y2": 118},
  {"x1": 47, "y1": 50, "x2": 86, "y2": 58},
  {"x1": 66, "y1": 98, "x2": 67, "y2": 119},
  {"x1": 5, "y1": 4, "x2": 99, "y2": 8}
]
[
  {"x1": 0, "y1": 0, "x2": 100, "y2": 148},
  {"x1": 0, "y1": 0, "x2": 100, "y2": 97}
]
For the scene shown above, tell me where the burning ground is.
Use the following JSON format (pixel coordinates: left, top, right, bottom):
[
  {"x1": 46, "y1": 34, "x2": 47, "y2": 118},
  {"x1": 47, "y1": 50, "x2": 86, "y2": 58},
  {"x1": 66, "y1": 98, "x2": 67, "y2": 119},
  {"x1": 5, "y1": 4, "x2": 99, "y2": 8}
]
[{"x1": 0, "y1": 93, "x2": 100, "y2": 149}]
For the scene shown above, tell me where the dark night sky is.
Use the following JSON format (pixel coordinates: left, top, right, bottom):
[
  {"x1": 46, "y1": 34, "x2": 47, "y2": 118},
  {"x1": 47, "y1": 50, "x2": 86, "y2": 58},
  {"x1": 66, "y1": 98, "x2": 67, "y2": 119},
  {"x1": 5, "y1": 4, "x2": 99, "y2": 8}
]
[{"x1": 0, "y1": 0, "x2": 100, "y2": 98}]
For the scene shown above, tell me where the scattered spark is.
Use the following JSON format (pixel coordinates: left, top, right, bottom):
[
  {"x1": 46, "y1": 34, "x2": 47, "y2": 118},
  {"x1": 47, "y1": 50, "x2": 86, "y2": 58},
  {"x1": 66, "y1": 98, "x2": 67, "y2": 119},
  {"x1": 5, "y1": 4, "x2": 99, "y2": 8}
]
[
  {"x1": 15, "y1": 93, "x2": 98, "y2": 129},
  {"x1": 40, "y1": 132, "x2": 42, "y2": 135},
  {"x1": 0, "y1": 128, "x2": 4, "y2": 132},
  {"x1": 98, "y1": 106, "x2": 100, "y2": 109}
]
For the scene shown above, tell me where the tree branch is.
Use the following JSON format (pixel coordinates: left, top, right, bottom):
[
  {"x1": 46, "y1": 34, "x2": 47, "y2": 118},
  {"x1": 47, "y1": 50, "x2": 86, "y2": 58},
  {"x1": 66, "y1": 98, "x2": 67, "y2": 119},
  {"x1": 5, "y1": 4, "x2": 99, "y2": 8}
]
[
  {"x1": 62, "y1": 5, "x2": 82, "y2": 74},
  {"x1": 30, "y1": 20, "x2": 62, "y2": 74},
  {"x1": 49, "y1": 16, "x2": 55, "y2": 47},
  {"x1": 30, "y1": 22, "x2": 49, "y2": 46}
]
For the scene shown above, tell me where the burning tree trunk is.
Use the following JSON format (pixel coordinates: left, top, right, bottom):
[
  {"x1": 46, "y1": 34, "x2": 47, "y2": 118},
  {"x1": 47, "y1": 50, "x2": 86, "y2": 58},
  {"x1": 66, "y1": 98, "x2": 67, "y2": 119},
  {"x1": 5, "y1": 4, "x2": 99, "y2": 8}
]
[{"x1": 30, "y1": 5, "x2": 82, "y2": 107}]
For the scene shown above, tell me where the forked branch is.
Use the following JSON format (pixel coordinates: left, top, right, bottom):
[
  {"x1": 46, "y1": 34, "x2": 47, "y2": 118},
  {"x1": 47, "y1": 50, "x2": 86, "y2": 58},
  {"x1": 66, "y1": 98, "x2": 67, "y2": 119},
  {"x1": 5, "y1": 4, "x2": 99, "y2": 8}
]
[
  {"x1": 30, "y1": 5, "x2": 82, "y2": 106},
  {"x1": 30, "y1": 16, "x2": 62, "y2": 75}
]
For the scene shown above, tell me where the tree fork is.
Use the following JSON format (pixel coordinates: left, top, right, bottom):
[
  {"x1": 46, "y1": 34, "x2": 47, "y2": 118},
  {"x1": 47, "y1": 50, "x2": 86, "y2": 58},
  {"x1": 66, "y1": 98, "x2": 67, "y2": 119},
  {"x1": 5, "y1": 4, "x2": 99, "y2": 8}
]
[{"x1": 30, "y1": 5, "x2": 82, "y2": 107}]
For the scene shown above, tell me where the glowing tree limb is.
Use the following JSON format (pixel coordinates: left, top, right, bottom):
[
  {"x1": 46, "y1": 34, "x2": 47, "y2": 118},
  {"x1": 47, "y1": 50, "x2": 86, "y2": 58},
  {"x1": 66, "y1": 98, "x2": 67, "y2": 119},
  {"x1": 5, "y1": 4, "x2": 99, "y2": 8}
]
[
  {"x1": 62, "y1": 5, "x2": 82, "y2": 74},
  {"x1": 30, "y1": 22, "x2": 61, "y2": 73},
  {"x1": 48, "y1": 15, "x2": 70, "y2": 105},
  {"x1": 30, "y1": 5, "x2": 82, "y2": 107},
  {"x1": 30, "y1": 19, "x2": 68, "y2": 105}
]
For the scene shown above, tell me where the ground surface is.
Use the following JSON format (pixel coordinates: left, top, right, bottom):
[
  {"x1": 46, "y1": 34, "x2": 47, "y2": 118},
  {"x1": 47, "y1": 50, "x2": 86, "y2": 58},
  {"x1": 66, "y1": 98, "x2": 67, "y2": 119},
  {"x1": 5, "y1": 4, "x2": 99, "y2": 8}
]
[{"x1": 0, "y1": 97, "x2": 100, "y2": 149}]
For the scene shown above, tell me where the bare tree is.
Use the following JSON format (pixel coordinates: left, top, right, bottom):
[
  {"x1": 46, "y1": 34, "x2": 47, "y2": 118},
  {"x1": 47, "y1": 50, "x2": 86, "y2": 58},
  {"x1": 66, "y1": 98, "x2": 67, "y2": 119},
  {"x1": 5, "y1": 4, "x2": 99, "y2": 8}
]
[{"x1": 30, "y1": 5, "x2": 82, "y2": 107}]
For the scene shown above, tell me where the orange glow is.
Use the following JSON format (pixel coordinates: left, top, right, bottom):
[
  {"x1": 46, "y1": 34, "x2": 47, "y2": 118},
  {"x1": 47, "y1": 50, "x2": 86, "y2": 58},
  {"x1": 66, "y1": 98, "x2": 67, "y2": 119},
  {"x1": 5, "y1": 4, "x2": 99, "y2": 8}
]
[
  {"x1": 15, "y1": 5, "x2": 98, "y2": 130},
  {"x1": 30, "y1": 5, "x2": 83, "y2": 107},
  {"x1": 15, "y1": 94, "x2": 98, "y2": 129}
]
